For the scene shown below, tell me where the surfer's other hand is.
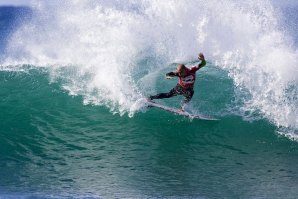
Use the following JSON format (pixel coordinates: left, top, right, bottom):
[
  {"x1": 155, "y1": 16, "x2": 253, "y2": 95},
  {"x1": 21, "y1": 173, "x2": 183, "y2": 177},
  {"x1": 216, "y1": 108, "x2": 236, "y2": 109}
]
[
  {"x1": 198, "y1": 53, "x2": 205, "y2": 60},
  {"x1": 165, "y1": 75, "x2": 172, "y2": 79}
]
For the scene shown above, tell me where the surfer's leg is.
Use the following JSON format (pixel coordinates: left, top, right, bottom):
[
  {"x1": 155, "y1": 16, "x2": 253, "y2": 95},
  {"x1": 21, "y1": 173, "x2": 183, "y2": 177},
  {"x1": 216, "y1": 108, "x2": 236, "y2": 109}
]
[
  {"x1": 183, "y1": 89, "x2": 194, "y2": 103},
  {"x1": 180, "y1": 89, "x2": 194, "y2": 110},
  {"x1": 149, "y1": 86, "x2": 178, "y2": 100},
  {"x1": 150, "y1": 91, "x2": 176, "y2": 100}
]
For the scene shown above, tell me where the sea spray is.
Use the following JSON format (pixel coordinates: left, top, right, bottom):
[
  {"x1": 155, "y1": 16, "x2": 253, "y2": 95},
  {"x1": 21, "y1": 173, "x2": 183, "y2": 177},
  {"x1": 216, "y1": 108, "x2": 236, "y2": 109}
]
[{"x1": 1, "y1": 0, "x2": 298, "y2": 137}]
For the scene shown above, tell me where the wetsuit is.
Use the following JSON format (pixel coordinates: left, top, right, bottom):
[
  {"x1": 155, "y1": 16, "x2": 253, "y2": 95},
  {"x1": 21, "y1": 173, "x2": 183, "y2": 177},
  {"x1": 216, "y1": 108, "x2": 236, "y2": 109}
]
[{"x1": 150, "y1": 60, "x2": 206, "y2": 105}]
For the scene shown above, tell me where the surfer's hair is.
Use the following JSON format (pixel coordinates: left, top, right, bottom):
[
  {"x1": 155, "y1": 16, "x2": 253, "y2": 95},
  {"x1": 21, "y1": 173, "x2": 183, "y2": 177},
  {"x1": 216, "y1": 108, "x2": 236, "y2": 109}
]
[{"x1": 177, "y1": 64, "x2": 186, "y2": 71}]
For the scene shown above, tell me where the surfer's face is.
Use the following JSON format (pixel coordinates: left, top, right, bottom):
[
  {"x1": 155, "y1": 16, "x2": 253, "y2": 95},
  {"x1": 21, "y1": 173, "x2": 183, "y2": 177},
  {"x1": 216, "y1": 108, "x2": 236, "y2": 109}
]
[{"x1": 177, "y1": 65, "x2": 186, "y2": 76}]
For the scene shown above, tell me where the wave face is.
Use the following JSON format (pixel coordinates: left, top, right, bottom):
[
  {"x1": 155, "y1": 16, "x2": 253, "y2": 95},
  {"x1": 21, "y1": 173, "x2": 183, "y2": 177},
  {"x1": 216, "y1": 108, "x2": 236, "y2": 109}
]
[
  {"x1": 2, "y1": 2, "x2": 298, "y2": 198},
  {"x1": 1, "y1": 0, "x2": 298, "y2": 138}
]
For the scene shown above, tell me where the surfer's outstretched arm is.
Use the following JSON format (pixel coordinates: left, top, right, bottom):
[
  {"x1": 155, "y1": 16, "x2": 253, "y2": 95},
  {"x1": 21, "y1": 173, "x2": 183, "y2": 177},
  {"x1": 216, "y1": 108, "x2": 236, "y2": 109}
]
[
  {"x1": 166, "y1": 71, "x2": 178, "y2": 76},
  {"x1": 165, "y1": 71, "x2": 178, "y2": 79},
  {"x1": 197, "y1": 59, "x2": 206, "y2": 69},
  {"x1": 196, "y1": 53, "x2": 206, "y2": 70}
]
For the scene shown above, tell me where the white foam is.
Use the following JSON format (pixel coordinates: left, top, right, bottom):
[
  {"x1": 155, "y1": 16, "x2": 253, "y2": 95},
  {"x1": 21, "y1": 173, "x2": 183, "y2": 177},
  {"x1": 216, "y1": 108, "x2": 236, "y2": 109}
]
[{"x1": 1, "y1": 0, "x2": 298, "y2": 136}]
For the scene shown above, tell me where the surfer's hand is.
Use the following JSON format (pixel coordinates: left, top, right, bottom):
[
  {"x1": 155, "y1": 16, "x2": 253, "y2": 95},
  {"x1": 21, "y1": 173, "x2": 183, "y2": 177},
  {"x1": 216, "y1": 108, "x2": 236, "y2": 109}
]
[
  {"x1": 165, "y1": 72, "x2": 175, "y2": 79},
  {"x1": 165, "y1": 75, "x2": 172, "y2": 79},
  {"x1": 198, "y1": 53, "x2": 205, "y2": 60}
]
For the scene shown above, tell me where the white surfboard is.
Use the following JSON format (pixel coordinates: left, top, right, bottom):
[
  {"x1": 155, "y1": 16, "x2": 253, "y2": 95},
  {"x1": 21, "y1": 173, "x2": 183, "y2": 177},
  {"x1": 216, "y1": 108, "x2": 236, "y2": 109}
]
[{"x1": 146, "y1": 101, "x2": 219, "y2": 121}]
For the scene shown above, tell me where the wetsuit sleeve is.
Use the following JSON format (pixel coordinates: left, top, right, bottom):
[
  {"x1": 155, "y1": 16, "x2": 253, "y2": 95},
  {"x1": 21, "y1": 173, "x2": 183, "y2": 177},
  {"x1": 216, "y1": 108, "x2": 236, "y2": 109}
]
[
  {"x1": 198, "y1": 59, "x2": 206, "y2": 69},
  {"x1": 192, "y1": 59, "x2": 207, "y2": 72},
  {"x1": 166, "y1": 72, "x2": 178, "y2": 77}
]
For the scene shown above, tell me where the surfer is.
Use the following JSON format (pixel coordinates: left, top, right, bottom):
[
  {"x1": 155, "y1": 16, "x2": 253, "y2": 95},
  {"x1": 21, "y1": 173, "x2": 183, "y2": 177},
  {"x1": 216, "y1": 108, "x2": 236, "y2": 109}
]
[{"x1": 149, "y1": 53, "x2": 206, "y2": 111}]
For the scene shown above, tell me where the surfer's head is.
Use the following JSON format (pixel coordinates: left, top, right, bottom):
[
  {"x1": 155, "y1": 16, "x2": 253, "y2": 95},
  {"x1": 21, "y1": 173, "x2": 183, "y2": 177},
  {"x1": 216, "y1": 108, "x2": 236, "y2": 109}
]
[{"x1": 177, "y1": 64, "x2": 187, "y2": 76}]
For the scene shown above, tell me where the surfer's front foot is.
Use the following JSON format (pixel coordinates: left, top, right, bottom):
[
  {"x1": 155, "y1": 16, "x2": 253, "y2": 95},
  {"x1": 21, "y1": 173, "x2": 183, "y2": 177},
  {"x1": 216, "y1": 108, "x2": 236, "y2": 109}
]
[
  {"x1": 145, "y1": 97, "x2": 154, "y2": 108},
  {"x1": 146, "y1": 96, "x2": 153, "y2": 102}
]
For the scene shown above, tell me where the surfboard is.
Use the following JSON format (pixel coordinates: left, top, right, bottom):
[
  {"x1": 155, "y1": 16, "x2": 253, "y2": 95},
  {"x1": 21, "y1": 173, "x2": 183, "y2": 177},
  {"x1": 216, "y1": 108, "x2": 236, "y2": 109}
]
[{"x1": 146, "y1": 101, "x2": 219, "y2": 121}]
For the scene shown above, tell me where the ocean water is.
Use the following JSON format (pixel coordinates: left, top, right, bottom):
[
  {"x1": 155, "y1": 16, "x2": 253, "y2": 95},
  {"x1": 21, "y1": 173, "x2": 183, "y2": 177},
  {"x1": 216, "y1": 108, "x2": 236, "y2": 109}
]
[{"x1": 0, "y1": 1, "x2": 298, "y2": 198}]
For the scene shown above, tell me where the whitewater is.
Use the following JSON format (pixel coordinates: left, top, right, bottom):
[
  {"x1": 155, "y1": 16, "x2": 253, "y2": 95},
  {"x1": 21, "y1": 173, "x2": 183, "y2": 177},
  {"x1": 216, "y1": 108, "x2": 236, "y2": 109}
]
[
  {"x1": 1, "y1": 0, "x2": 298, "y2": 136},
  {"x1": 2, "y1": 1, "x2": 298, "y2": 121}
]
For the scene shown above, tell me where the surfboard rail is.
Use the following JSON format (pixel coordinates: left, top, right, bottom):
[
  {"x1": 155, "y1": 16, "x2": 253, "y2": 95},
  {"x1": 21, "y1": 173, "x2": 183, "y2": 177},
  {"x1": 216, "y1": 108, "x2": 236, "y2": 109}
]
[{"x1": 146, "y1": 101, "x2": 219, "y2": 121}]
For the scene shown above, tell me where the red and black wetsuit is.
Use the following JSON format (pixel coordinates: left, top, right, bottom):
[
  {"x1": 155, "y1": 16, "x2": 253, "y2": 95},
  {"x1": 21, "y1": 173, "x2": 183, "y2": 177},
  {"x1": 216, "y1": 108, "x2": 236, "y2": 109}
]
[{"x1": 150, "y1": 60, "x2": 206, "y2": 104}]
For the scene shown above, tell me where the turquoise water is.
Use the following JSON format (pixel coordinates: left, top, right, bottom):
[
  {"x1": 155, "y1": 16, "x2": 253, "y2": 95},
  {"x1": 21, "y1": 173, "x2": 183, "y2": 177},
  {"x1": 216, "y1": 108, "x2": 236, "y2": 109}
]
[
  {"x1": 1, "y1": 1, "x2": 298, "y2": 198},
  {"x1": 1, "y1": 67, "x2": 298, "y2": 198}
]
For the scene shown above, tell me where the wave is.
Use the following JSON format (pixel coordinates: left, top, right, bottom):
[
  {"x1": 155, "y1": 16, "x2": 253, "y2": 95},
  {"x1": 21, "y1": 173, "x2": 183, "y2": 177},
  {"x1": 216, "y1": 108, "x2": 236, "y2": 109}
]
[{"x1": 1, "y1": 0, "x2": 298, "y2": 138}]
